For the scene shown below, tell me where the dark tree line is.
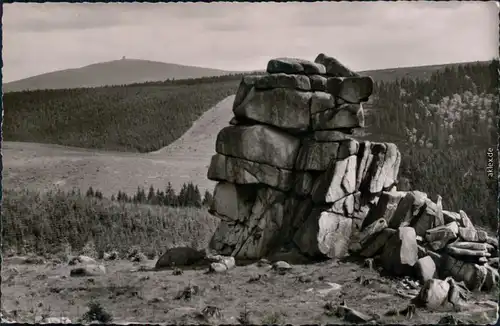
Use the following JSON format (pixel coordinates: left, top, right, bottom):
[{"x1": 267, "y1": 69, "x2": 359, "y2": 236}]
[
  {"x1": 85, "y1": 182, "x2": 214, "y2": 208},
  {"x1": 365, "y1": 60, "x2": 498, "y2": 229}
]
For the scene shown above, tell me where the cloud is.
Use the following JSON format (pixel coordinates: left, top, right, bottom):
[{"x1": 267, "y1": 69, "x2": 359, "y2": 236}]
[{"x1": 2, "y1": 1, "x2": 498, "y2": 82}]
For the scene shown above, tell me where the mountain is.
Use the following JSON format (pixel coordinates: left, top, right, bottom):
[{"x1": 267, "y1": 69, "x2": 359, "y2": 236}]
[{"x1": 3, "y1": 59, "x2": 240, "y2": 93}]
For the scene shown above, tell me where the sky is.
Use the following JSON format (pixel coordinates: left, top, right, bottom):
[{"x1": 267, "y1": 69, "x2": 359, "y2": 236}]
[{"x1": 3, "y1": 1, "x2": 499, "y2": 82}]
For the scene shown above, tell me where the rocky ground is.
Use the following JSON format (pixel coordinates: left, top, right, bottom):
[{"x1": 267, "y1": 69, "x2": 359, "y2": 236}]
[{"x1": 2, "y1": 255, "x2": 498, "y2": 325}]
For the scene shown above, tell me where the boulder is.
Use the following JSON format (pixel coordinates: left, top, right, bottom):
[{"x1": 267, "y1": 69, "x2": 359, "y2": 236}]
[
  {"x1": 209, "y1": 262, "x2": 228, "y2": 273},
  {"x1": 293, "y1": 172, "x2": 315, "y2": 197},
  {"x1": 458, "y1": 210, "x2": 476, "y2": 230},
  {"x1": 155, "y1": 247, "x2": 206, "y2": 269},
  {"x1": 367, "y1": 143, "x2": 400, "y2": 194},
  {"x1": 387, "y1": 192, "x2": 418, "y2": 228},
  {"x1": 314, "y1": 53, "x2": 359, "y2": 77},
  {"x1": 267, "y1": 58, "x2": 326, "y2": 75},
  {"x1": 293, "y1": 209, "x2": 352, "y2": 259},
  {"x1": 216, "y1": 125, "x2": 301, "y2": 169},
  {"x1": 310, "y1": 91, "x2": 336, "y2": 114},
  {"x1": 435, "y1": 195, "x2": 444, "y2": 227},
  {"x1": 206, "y1": 255, "x2": 236, "y2": 270},
  {"x1": 295, "y1": 140, "x2": 339, "y2": 171},
  {"x1": 311, "y1": 155, "x2": 357, "y2": 204},
  {"x1": 442, "y1": 210, "x2": 461, "y2": 224},
  {"x1": 70, "y1": 264, "x2": 106, "y2": 277},
  {"x1": 413, "y1": 279, "x2": 450, "y2": 309},
  {"x1": 337, "y1": 139, "x2": 360, "y2": 159},
  {"x1": 233, "y1": 88, "x2": 312, "y2": 132},
  {"x1": 233, "y1": 75, "x2": 261, "y2": 110},
  {"x1": 416, "y1": 256, "x2": 438, "y2": 282},
  {"x1": 254, "y1": 73, "x2": 311, "y2": 91},
  {"x1": 360, "y1": 228, "x2": 396, "y2": 257},
  {"x1": 410, "y1": 198, "x2": 441, "y2": 237},
  {"x1": 68, "y1": 255, "x2": 96, "y2": 266},
  {"x1": 458, "y1": 227, "x2": 479, "y2": 242},
  {"x1": 209, "y1": 219, "x2": 248, "y2": 256},
  {"x1": 209, "y1": 182, "x2": 256, "y2": 221},
  {"x1": 266, "y1": 58, "x2": 304, "y2": 74},
  {"x1": 229, "y1": 187, "x2": 297, "y2": 260},
  {"x1": 446, "y1": 242, "x2": 493, "y2": 258},
  {"x1": 326, "y1": 76, "x2": 374, "y2": 103},
  {"x1": 359, "y1": 218, "x2": 388, "y2": 248},
  {"x1": 380, "y1": 227, "x2": 418, "y2": 275},
  {"x1": 313, "y1": 130, "x2": 353, "y2": 142},
  {"x1": 207, "y1": 153, "x2": 294, "y2": 191},
  {"x1": 425, "y1": 222, "x2": 459, "y2": 251},
  {"x1": 309, "y1": 75, "x2": 328, "y2": 91},
  {"x1": 441, "y1": 254, "x2": 488, "y2": 291},
  {"x1": 481, "y1": 264, "x2": 499, "y2": 291},
  {"x1": 361, "y1": 191, "x2": 406, "y2": 229},
  {"x1": 311, "y1": 103, "x2": 364, "y2": 130}
]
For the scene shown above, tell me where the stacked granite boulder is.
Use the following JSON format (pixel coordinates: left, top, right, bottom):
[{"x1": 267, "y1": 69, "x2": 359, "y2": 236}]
[
  {"x1": 205, "y1": 53, "x2": 498, "y2": 292},
  {"x1": 357, "y1": 190, "x2": 498, "y2": 291}
]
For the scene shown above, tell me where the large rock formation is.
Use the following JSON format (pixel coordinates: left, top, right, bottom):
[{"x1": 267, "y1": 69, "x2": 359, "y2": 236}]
[{"x1": 205, "y1": 53, "x2": 498, "y2": 292}]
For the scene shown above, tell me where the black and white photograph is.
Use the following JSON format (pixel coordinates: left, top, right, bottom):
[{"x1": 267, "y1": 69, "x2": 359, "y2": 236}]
[{"x1": 1, "y1": 1, "x2": 499, "y2": 324}]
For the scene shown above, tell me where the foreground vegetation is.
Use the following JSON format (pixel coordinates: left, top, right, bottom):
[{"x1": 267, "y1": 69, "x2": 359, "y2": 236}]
[{"x1": 1, "y1": 188, "x2": 219, "y2": 257}]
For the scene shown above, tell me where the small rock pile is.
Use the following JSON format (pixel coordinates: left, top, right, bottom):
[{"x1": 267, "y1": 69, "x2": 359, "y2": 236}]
[{"x1": 205, "y1": 53, "x2": 498, "y2": 293}]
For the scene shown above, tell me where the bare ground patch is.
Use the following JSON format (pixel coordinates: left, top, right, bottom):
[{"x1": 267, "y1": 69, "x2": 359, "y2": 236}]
[{"x1": 2, "y1": 258, "x2": 497, "y2": 324}]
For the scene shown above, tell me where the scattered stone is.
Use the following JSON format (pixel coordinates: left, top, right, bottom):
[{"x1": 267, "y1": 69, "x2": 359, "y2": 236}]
[
  {"x1": 437, "y1": 315, "x2": 465, "y2": 325},
  {"x1": 447, "y1": 242, "x2": 493, "y2": 258},
  {"x1": 488, "y1": 257, "x2": 499, "y2": 268},
  {"x1": 443, "y1": 210, "x2": 461, "y2": 224},
  {"x1": 335, "y1": 302, "x2": 377, "y2": 323},
  {"x1": 425, "y1": 222, "x2": 459, "y2": 251},
  {"x1": 208, "y1": 263, "x2": 227, "y2": 273},
  {"x1": 40, "y1": 317, "x2": 72, "y2": 324},
  {"x1": 364, "y1": 258, "x2": 374, "y2": 271},
  {"x1": 272, "y1": 261, "x2": 292, "y2": 272},
  {"x1": 458, "y1": 227, "x2": 479, "y2": 242},
  {"x1": 441, "y1": 255, "x2": 488, "y2": 291},
  {"x1": 68, "y1": 255, "x2": 96, "y2": 265},
  {"x1": 359, "y1": 218, "x2": 387, "y2": 248},
  {"x1": 103, "y1": 251, "x2": 118, "y2": 261},
  {"x1": 201, "y1": 305, "x2": 223, "y2": 319},
  {"x1": 481, "y1": 264, "x2": 499, "y2": 291},
  {"x1": 380, "y1": 227, "x2": 418, "y2": 276},
  {"x1": 360, "y1": 228, "x2": 396, "y2": 258},
  {"x1": 458, "y1": 210, "x2": 474, "y2": 228},
  {"x1": 446, "y1": 277, "x2": 470, "y2": 309},
  {"x1": 416, "y1": 256, "x2": 437, "y2": 282},
  {"x1": 412, "y1": 278, "x2": 450, "y2": 309},
  {"x1": 174, "y1": 284, "x2": 201, "y2": 301},
  {"x1": 70, "y1": 264, "x2": 106, "y2": 277},
  {"x1": 155, "y1": 247, "x2": 206, "y2": 269},
  {"x1": 293, "y1": 210, "x2": 352, "y2": 259},
  {"x1": 207, "y1": 255, "x2": 236, "y2": 270}
]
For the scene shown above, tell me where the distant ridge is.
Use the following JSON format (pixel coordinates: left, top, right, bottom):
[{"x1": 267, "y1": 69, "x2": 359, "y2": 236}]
[
  {"x1": 3, "y1": 59, "x2": 241, "y2": 93},
  {"x1": 3, "y1": 58, "x2": 491, "y2": 93}
]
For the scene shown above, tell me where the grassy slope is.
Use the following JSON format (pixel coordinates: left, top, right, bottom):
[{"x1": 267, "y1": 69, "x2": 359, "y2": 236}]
[{"x1": 3, "y1": 59, "x2": 239, "y2": 92}]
